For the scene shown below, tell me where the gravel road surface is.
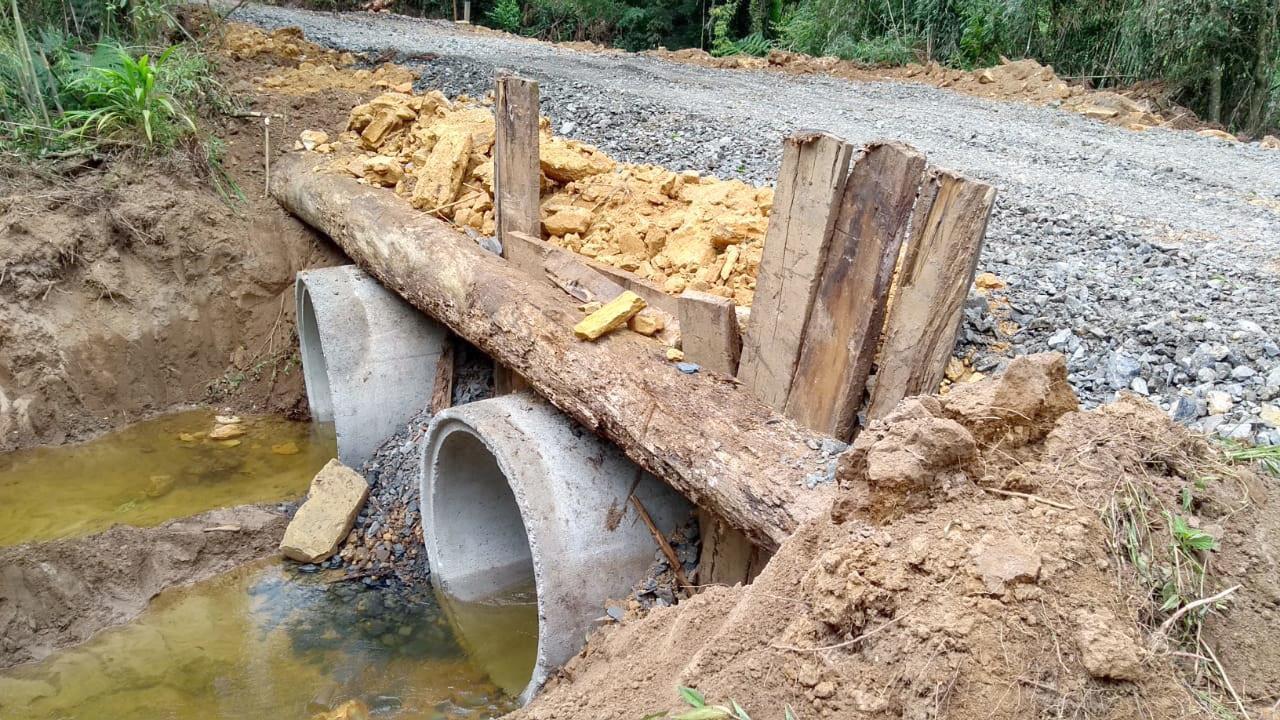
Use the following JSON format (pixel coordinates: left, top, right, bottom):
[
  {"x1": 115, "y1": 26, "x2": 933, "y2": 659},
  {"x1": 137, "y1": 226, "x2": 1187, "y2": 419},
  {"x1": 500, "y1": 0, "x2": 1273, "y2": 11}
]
[{"x1": 237, "y1": 4, "x2": 1280, "y2": 442}]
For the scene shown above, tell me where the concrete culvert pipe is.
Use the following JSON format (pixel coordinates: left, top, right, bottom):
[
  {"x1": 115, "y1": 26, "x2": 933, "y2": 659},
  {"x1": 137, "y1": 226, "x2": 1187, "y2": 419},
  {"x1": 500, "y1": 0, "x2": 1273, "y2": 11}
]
[
  {"x1": 421, "y1": 392, "x2": 691, "y2": 704},
  {"x1": 296, "y1": 265, "x2": 448, "y2": 468}
]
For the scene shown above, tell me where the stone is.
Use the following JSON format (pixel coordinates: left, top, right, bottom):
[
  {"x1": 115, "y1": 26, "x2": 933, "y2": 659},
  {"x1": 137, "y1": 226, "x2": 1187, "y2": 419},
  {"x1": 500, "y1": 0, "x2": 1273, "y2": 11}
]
[
  {"x1": 969, "y1": 534, "x2": 1041, "y2": 594},
  {"x1": 543, "y1": 206, "x2": 593, "y2": 236},
  {"x1": 1106, "y1": 351, "x2": 1141, "y2": 390},
  {"x1": 1261, "y1": 135, "x2": 1280, "y2": 150},
  {"x1": 311, "y1": 699, "x2": 371, "y2": 720},
  {"x1": 1260, "y1": 405, "x2": 1280, "y2": 428},
  {"x1": 628, "y1": 312, "x2": 665, "y2": 336},
  {"x1": 272, "y1": 442, "x2": 301, "y2": 455},
  {"x1": 208, "y1": 423, "x2": 246, "y2": 441},
  {"x1": 145, "y1": 475, "x2": 175, "y2": 499},
  {"x1": 1075, "y1": 610, "x2": 1144, "y2": 681},
  {"x1": 281, "y1": 459, "x2": 370, "y2": 563},
  {"x1": 1168, "y1": 395, "x2": 1198, "y2": 423},
  {"x1": 539, "y1": 137, "x2": 614, "y2": 182},
  {"x1": 360, "y1": 156, "x2": 405, "y2": 188},
  {"x1": 1196, "y1": 128, "x2": 1236, "y2": 142},
  {"x1": 300, "y1": 129, "x2": 329, "y2": 151},
  {"x1": 1205, "y1": 390, "x2": 1233, "y2": 416},
  {"x1": 573, "y1": 291, "x2": 646, "y2": 341},
  {"x1": 665, "y1": 347, "x2": 685, "y2": 362}
]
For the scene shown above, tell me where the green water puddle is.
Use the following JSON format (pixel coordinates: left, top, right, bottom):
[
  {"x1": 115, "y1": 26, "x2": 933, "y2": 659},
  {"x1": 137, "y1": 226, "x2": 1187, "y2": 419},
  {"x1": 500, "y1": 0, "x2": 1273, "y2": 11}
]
[
  {"x1": 0, "y1": 561, "x2": 532, "y2": 719},
  {"x1": 0, "y1": 410, "x2": 540, "y2": 719},
  {"x1": 0, "y1": 410, "x2": 337, "y2": 546}
]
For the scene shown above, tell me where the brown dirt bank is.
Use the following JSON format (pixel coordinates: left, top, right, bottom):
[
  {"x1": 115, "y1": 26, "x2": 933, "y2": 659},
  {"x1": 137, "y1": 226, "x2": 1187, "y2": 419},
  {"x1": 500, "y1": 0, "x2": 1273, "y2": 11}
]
[
  {"x1": 515, "y1": 354, "x2": 1280, "y2": 720},
  {"x1": 0, "y1": 503, "x2": 289, "y2": 669},
  {"x1": 0, "y1": 24, "x2": 390, "y2": 452}
]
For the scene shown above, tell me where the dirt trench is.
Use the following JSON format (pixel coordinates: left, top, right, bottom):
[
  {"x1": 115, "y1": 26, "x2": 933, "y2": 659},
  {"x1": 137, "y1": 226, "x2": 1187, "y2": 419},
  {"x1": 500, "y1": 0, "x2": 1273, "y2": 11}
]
[{"x1": 0, "y1": 33, "x2": 364, "y2": 452}]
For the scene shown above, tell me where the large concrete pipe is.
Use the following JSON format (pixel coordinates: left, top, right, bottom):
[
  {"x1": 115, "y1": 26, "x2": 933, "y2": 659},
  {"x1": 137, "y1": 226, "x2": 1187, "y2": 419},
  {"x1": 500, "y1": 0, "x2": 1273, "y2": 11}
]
[
  {"x1": 420, "y1": 393, "x2": 691, "y2": 703},
  {"x1": 296, "y1": 265, "x2": 447, "y2": 467}
]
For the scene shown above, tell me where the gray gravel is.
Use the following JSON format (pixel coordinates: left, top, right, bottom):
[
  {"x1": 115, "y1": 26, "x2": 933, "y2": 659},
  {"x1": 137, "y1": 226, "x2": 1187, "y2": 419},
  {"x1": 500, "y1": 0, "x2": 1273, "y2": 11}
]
[{"x1": 235, "y1": 4, "x2": 1280, "y2": 443}]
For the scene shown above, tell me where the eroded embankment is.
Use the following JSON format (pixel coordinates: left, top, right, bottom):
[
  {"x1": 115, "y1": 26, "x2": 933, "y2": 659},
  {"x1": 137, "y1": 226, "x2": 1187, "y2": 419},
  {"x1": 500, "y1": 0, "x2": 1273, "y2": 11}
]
[
  {"x1": 512, "y1": 355, "x2": 1280, "y2": 720},
  {"x1": 0, "y1": 504, "x2": 288, "y2": 669}
]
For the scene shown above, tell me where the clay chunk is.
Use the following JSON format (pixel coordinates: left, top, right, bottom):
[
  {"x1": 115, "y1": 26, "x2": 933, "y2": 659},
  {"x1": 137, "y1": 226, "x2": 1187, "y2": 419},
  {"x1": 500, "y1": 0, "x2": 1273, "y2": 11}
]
[
  {"x1": 280, "y1": 459, "x2": 370, "y2": 562},
  {"x1": 574, "y1": 290, "x2": 646, "y2": 341}
]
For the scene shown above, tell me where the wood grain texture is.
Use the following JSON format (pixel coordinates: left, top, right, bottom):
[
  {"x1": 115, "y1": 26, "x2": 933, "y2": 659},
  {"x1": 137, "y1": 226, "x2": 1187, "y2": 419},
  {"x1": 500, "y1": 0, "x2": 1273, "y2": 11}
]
[
  {"x1": 273, "y1": 155, "x2": 837, "y2": 549},
  {"x1": 867, "y1": 168, "x2": 996, "y2": 419},
  {"x1": 738, "y1": 131, "x2": 853, "y2": 412},
  {"x1": 785, "y1": 142, "x2": 927, "y2": 440},
  {"x1": 494, "y1": 75, "x2": 542, "y2": 275},
  {"x1": 678, "y1": 290, "x2": 741, "y2": 376}
]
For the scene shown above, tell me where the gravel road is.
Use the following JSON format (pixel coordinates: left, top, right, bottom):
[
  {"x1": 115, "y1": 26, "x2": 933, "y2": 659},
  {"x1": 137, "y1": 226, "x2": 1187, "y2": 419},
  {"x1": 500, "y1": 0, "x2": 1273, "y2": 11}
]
[{"x1": 236, "y1": 4, "x2": 1280, "y2": 442}]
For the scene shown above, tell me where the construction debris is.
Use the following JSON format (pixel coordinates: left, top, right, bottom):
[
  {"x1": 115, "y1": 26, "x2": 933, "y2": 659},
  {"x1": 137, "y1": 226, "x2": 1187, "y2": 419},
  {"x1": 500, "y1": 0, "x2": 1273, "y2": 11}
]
[
  {"x1": 574, "y1": 290, "x2": 647, "y2": 340},
  {"x1": 302, "y1": 90, "x2": 772, "y2": 306}
]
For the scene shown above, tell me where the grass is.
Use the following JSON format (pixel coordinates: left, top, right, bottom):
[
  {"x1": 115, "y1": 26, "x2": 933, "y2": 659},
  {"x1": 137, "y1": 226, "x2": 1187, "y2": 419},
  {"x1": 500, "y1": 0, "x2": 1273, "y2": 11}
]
[
  {"x1": 642, "y1": 687, "x2": 798, "y2": 720},
  {"x1": 60, "y1": 44, "x2": 196, "y2": 148},
  {"x1": 1220, "y1": 440, "x2": 1280, "y2": 478}
]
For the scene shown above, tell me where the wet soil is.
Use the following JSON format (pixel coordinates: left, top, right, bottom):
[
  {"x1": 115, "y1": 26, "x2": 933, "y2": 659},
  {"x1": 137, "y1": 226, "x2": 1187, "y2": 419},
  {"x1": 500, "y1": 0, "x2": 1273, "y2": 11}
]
[
  {"x1": 0, "y1": 503, "x2": 289, "y2": 669},
  {"x1": 0, "y1": 29, "x2": 379, "y2": 452}
]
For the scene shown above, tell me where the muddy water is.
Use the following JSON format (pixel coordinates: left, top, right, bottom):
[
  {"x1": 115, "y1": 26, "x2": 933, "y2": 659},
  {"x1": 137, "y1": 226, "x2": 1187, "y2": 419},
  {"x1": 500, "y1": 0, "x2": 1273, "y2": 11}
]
[
  {"x1": 0, "y1": 410, "x2": 336, "y2": 546},
  {"x1": 0, "y1": 561, "x2": 528, "y2": 719},
  {"x1": 441, "y1": 583, "x2": 540, "y2": 698}
]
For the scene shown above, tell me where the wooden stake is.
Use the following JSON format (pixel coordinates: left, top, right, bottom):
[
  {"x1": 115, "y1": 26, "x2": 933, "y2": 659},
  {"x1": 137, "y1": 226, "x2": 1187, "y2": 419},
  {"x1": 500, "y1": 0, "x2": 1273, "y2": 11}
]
[
  {"x1": 784, "y1": 142, "x2": 926, "y2": 439},
  {"x1": 866, "y1": 169, "x2": 995, "y2": 420},
  {"x1": 630, "y1": 492, "x2": 692, "y2": 598},
  {"x1": 429, "y1": 340, "x2": 455, "y2": 414},
  {"x1": 493, "y1": 75, "x2": 541, "y2": 394},
  {"x1": 494, "y1": 75, "x2": 542, "y2": 275},
  {"x1": 678, "y1": 290, "x2": 741, "y2": 376},
  {"x1": 738, "y1": 131, "x2": 853, "y2": 412}
]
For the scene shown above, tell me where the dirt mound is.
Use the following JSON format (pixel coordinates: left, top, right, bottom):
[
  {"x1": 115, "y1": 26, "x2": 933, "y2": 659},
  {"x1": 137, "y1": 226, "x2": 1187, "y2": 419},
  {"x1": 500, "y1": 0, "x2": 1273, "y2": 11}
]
[
  {"x1": 223, "y1": 24, "x2": 355, "y2": 66},
  {"x1": 303, "y1": 91, "x2": 772, "y2": 305},
  {"x1": 515, "y1": 354, "x2": 1277, "y2": 719},
  {"x1": 0, "y1": 504, "x2": 288, "y2": 669},
  {"x1": 652, "y1": 48, "x2": 1208, "y2": 134}
]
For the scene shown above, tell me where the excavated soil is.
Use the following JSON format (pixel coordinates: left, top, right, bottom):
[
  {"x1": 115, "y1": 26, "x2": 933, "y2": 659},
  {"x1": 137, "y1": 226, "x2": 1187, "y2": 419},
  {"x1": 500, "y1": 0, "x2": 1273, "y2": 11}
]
[
  {"x1": 514, "y1": 354, "x2": 1280, "y2": 719},
  {"x1": 0, "y1": 503, "x2": 289, "y2": 669},
  {"x1": 0, "y1": 24, "x2": 396, "y2": 452},
  {"x1": 289, "y1": 80, "x2": 773, "y2": 306}
]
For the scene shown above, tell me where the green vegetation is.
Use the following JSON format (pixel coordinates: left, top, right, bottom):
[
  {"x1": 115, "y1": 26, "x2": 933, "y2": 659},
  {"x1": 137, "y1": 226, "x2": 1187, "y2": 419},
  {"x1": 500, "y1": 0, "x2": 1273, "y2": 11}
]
[
  {"x1": 1, "y1": 0, "x2": 231, "y2": 162},
  {"x1": 641, "y1": 686, "x2": 797, "y2": 720},
  {"x1": 405, "y1": 0, "x2": 1278, "y2": 135}
]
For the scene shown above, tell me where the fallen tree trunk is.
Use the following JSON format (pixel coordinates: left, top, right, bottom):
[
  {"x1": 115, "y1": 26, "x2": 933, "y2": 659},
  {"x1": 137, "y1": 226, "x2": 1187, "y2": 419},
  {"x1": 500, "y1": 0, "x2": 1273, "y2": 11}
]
[{"x1": 273, "y1": 154, "x2": 837, "y2": 549}]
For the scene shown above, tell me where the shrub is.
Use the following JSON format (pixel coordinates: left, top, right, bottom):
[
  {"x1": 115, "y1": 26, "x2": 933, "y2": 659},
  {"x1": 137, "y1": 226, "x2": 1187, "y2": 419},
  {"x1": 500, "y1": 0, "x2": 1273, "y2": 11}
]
[
  {"x1": 486, "y1": 0, "x2": 522, "y2": 33},
  {"x1": 60, "y1": 43, "x2": 195, "y2": 148}
]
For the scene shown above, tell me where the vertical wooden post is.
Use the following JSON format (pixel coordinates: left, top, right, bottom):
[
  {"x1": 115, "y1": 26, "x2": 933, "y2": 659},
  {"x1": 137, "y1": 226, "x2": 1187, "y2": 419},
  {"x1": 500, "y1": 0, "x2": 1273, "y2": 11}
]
[
  {"x1": 678, "y1": 290, "x2": 741, "y2": 376},
  {"x1": 495, "y1": 75, "x2": 543, "y2": 276},
  {"x1": 784, "y1": 142, "x2": 927, "y2": 440},
  {"x1": 463, "y1": 0, "x2": 471, "y2": 23},
  {"x1": 866, "y1": 169, "x2": 996, "y2": 419},
  {"x1": 493, "y1": 74, "x2": 541, "y2": 394},
  {"x1": 737, "y1": 131, "x2": 853, "y2": 412}
]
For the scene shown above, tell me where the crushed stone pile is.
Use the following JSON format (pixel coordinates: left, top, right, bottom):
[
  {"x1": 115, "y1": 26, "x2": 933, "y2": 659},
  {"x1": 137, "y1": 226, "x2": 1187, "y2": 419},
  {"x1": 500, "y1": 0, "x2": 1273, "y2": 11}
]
[
  {"x1": 512, "y1": 353, "x2": 1280, "y2": 720},
  {"x1": 304, "y1": 90, "x2": 773, "y2": 306}
]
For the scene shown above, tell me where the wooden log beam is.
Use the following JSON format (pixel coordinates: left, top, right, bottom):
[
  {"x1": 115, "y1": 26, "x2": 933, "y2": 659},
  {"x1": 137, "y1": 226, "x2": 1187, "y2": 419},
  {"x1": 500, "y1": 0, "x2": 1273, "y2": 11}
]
[
  {"x1": 273, "y1": 154, "x2": 836, "y2": 550},
  {"x1": 867, "y1": 169, "x2": 996, "y2": 419},
  {"x1": 678, "y1": 290, "x2": 741, "y2": 376}
]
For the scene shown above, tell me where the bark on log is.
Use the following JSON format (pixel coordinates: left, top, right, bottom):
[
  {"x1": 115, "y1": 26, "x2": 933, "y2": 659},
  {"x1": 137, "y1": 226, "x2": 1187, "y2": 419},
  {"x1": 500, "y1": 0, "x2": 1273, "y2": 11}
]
[{"x1": 273, "y1": 154, "x2": 836, "y2": 549}]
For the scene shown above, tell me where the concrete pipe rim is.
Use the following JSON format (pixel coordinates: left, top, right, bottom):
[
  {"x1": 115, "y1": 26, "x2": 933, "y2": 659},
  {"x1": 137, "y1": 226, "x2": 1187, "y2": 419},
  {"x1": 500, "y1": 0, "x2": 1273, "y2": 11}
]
[{"x1": 420, "y1": 414, "x2": 549, "y2": 704}]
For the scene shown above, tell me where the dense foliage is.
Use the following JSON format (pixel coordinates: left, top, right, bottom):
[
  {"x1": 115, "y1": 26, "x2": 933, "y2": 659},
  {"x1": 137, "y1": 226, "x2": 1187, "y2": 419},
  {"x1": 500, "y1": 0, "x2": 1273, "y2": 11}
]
[
  {"x1": 442, "y1": 0, "x2": 1277, "y2": 135},
  {"x1": 1, "y1": 0, "x2": 225, "y2": 158}
]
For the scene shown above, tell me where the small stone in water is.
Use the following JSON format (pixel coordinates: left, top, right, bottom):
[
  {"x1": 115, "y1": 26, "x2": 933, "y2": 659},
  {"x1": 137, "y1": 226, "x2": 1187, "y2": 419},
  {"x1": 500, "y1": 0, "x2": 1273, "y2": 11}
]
[{"x1": 272, "y1": 441, "x2": 301, "y2": 456}]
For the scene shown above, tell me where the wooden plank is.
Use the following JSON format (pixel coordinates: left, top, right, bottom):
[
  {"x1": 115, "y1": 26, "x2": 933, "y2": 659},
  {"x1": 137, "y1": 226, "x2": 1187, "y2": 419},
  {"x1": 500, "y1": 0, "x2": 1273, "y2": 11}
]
[
  {"x1": 738, "y1": 131, "x2": 853, "y2": 412},
  {"x1": 274, "y1": 154, "x2": 839, "y2": 549},
  {"x1": 678, "y1": 290, "x2": 741, "y2": 376},
  {"x1": 785, "y1": 142, "x2": 927, "y2": 439},
  {"x1": 866, "y1": 169, "x2": 996, "y2": 419},
  {"x1": 697, "y1": 511, "x2": 770, "y2": 587},
  {"x1": 588, "y1": 262, "x2": 679, "y2": 315},
  {"x1": 429, "y1": 339, "x2": 455, "y2": 414},
  {"x1": 494, "y1": 75, "x2": 542, "y2": 276}
]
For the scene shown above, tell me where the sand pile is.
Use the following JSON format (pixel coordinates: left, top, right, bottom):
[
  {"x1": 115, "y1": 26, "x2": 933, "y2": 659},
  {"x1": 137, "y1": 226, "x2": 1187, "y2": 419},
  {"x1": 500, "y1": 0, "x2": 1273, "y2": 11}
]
[
  {"x1": 306, "y1": 91, "x2": 773, "y2": 306},
  {"x1": 223, "y1": 24, "x2": 355, "y2": 66},
  {"x1": 513, "y1": 354, "x2": 1279, "y2": 720}
]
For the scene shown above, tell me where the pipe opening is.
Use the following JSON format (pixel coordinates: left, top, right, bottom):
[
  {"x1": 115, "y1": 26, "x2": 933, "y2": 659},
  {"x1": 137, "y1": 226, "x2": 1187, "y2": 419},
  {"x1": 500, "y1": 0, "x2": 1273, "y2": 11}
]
[
  {"x1": 430, "y1": 428, "x2": 540, "y2": 700},
  {"x1": 296, "y1": 284, "x2": 334, "y2": 423}
]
